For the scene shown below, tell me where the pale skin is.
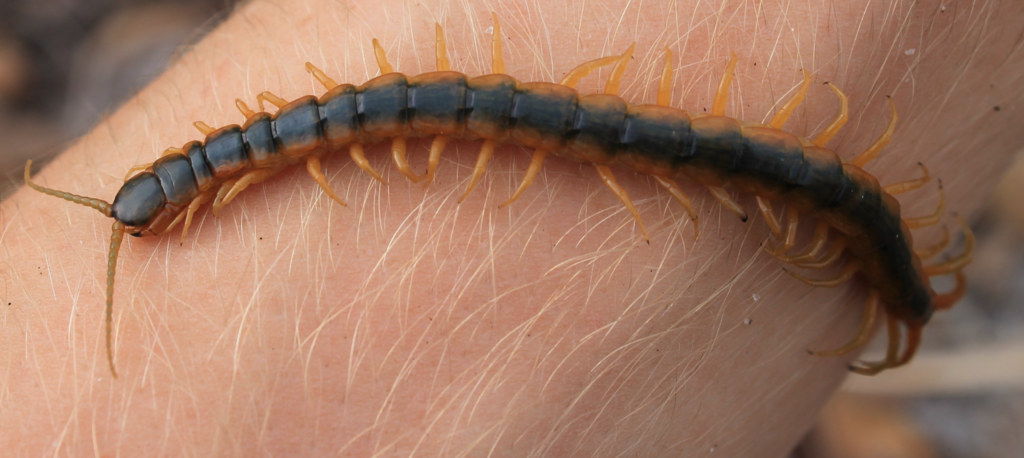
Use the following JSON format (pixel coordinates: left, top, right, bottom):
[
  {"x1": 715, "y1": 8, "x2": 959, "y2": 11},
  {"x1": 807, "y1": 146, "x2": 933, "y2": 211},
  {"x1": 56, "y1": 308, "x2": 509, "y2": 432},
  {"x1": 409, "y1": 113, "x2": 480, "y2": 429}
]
[{"x1": 2, "y1": 0, "x2": 1023, "y2": 456}]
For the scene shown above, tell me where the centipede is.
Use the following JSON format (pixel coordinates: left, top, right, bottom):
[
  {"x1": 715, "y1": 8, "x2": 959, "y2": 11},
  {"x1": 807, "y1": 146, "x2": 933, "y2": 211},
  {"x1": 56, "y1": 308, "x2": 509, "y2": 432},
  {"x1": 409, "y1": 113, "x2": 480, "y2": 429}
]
[{"x1": 24, "y1": 14, "x2": 973, "y2": 379}]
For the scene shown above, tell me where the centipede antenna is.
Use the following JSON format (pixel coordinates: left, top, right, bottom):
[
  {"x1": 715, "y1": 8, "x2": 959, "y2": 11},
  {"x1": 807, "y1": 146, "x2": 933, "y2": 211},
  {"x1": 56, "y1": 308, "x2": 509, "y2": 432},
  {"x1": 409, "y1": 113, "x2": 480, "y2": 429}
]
[
  {"x1": 490, "y1": 13, "x2": 505, "y2": 74},
  {"x1": 305, "y1": 62, "x2": 339, "y2": 90},
  {"x1": 25, "y1": 161, "x2": 112, "y2": 217},
  {"x1": 812, "y1": 83, "x2": 848, "y2": 147},
  {"x1": 372, "y1": 38, "x2": 395, "y2": 75},
  {"x1": 657, "y1": 48, "x2": 674, "y2": 107},
  {"x1": 105, "y1": 221, "x2": 126, "y2": 378},
  {"x1": 768, "y1": 69, "x2": 812, "y2": 129},
  {"x1": 435, "y1": 23, "x2": 450, "y2": 72},
  {"x1": 852, "y1": 98, "x2": 898, "y2": 168},
  {"x1": 604, "y1": 42, "x2": 635, "y2": 96},
  {"x1": 711, "y1": 52, "x2": 738, "y2": 116}
]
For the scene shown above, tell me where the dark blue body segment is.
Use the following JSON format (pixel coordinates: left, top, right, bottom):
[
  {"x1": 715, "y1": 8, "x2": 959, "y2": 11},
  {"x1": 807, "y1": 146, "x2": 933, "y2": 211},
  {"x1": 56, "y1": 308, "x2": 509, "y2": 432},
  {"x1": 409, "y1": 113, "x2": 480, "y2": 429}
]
[
  {"x1": 272, "y1": 96, "x2": 323, "y2": 156},
  {"x1": 152, "y1": 154, "x2": 198, "y2": 207},
  {"x1": 618, "y1": 105, "x2": 691, "y2": 173},
  {"x1": 568, "y1": 94, "x2": 628, "y2": 164},
  {"x1": 356, "y1": 73, "x2": 409, "y2": 139},
  {"x1": 202, "y1": 125, "x2": 247, "y2": 178},
  {"x1": 242, "y1": 113, "x2": 277, "y2": 167},
  {"x1": 733, "y1": 126, "x2": 805, "y2": 197},
  {"x1": 786, "y1": 146, "x2": 845, "y2": 211},
  {"x1": 465, "y1": 74, "x2": 517, "y2": 139},
  {"x1": 184, "y1": 141, "x2": 214, "y2": 193},
  {"x1": 111, "y1": 172, "x2": 166, "y2": 228},
  {"x1": 681, "y1": 116, "x2": 743, "y2": 185},
  {"x1": 510, "y1": 82, "x2": 578, "y2": 150},
  {"x1": 318, "y1": 84, "x2": 359, "y2": 148},
  {"x1": 407, "y1": 71, "x2": 468, "y2": 134}
]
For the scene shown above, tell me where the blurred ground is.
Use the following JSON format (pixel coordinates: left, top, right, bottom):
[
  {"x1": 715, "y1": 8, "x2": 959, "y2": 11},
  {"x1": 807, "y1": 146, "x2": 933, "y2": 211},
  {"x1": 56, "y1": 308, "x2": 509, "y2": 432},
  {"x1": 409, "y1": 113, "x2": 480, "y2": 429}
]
[{"x1": 1, "y1": 1, "x2": 1021, "y2": 456}]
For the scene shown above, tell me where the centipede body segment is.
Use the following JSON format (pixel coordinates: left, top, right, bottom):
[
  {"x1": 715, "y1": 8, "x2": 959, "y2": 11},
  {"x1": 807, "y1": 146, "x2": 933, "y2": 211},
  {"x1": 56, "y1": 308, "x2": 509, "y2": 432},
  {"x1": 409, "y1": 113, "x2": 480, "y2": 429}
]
[{"x1": 24, "y1": 14, "x2": 973, "y2": 378}]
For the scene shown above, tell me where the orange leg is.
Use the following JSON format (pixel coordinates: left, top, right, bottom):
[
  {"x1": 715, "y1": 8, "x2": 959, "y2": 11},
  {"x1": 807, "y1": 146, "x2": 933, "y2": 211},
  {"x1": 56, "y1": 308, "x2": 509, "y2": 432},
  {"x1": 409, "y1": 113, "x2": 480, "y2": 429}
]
[
  {"x1": 775, "y1": 207, "x2": 801, "y2": 254},
  {"x1": 892, "y1": 323, "x2": 923, "y2": 368},
  {"x1": 390, "y1": 137, "x2": 423, "y2": 183},
  {"x1": 707, "y1": 186, "x2": 748, "y2": 222},
  {"x1": 349, "y1": 144, "x2": 388, "y2": 184},
  {"x1": 305, "y1": 156, "x2": 346, "y2": 206},
  {"x1": 194, "y1": 121, "x2": 215, "y2": 136},
  {"x1": 559, "y1": 47, "x2": 631, "y2": 89},
  {"x1": 211, "y1": 178, "x2": 237, "y2": 216},
  {"x1": 124, "y1": 146, "x2": 183, "y2": 181},
  {"x1": 235, "y1": 99, "x2": 256, "y2": 118},
  {"x1": 657, "y1": 47, "x2": 673, "y2": 107},
  {"x1": 914, "y1": 226, "x2": 949, "y2": 259},
  {"x1": 812, "y1": 290, "x2": 880, "y2": 357},
  {"x1": 711, "y1": 52, "x2": 738, "y2": 116},
  {"x1": 594, "y1": 164, "x2": 649, "y2": 241},
  {"x1": 793, "y1": 237, "x2": 846, "y2": 269},
  {"x1": 499, "y1": 149, "x2": 547, "y2": 208},
  {"x1": 179, "y1": 191, "x2": 213, "y2": 243},
  {"x1": 372, "y1": 38, "x2": 395, "y2": 75},
  {"x1": 756, "y1": 196, "x2": 783, "y2": 238},
  {"x1": 884, "y1": 162, "x2": 930, "y2": 195},
  {"x1": 904, "y1": 184, "x2": 945, "y2": 229},
  {"x1": 933, "y1": 270, "x2": 968, "y2": 311},
  {"x1": 923, "y1": 216, "x2": 974, "y2": 276},
  {"x1": 422, "y1": 135, "x2": 449, "y2": 186},
  {"x1": 852, "y1": 98, "x2": 899, "y2": 168},
  {"x1": 652, "y1": 175, "x2": 699, "y2": 238},
  {"x1": 458, "y1": 139, "x2": 497, "y2": 203},
  {"x1": 603, "y1": 43, "x2": 635, "y2": 95},
  {"x1": 214, "y1": 168, "x2": 276, "y2": 214},
  {"x1": 305, "y1": 62, "x2": 339, "y2": 90},
  {"x1": 768, "y1": 69, "x2": 812, "y2": 129},
  {"x1": 812, "y1": 83, "x2": 848, "y2": 147},
  {"x1": 490, "y1": 13, "x2": 505, "y2": 74},
  {"x1": 787, "y1": 259, "x2": 861, "y2": 288},
  {"x1": 435, "y1": 23, "x2": 450, "y2": 72},
  {"x1": 779, "y1": 221, "x2": 830, "y2": 264},
  {"x1": 850, "y1": 314, "x2": 902, "y2": 376},
  {"x1": 256, "y1": 91, "x2": 287, "y2": 111}
]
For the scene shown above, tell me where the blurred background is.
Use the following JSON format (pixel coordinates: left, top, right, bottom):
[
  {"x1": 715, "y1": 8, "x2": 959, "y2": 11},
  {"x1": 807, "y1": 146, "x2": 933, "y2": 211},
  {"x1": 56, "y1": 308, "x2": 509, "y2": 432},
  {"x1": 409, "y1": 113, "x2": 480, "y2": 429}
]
[{"x1": 1, "y1": 1, "x2": 1021, "y2": 456}]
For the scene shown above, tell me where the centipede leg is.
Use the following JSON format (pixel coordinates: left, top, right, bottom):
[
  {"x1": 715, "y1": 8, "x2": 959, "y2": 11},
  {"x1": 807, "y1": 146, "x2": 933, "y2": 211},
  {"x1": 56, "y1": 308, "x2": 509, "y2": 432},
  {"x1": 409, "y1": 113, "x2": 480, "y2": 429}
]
[
  {"x1": 604, "y1": 43, "x2": 634, "y2": 95},
  {"x1": 850, "y1": 314, "x2": 902, "y2": 375},
  {"x1": 793, "y1": 237, "x2": 846, "y2": 269},
  {"x1": 211, "y1": 178, "x2": 236, "y2": 216},
  {"x1": 756, "y1": 197, "x2": 783, "y2": 238},
  {"x1": 768, "y1": 69, "x2": 812, "y2": 129},
  {"x1": 305, "y1": 62, "x2": 339, "y2": 90},
  {"x1": 884, "y1": 162, "x2": 930, "y2": 195},
  {"x1": 767, "y1": 207, "x2": 801, "y2": 256},
  {"x1": 179, "y1": 191, "x2": 212, "y2": 243},
  {"x1": 305, "y1": 156, "x2": 346, "y2": 206},
  {"x1": 194, "y1": 121, "x2": 215, "y2": 136},
  {"x1": 105, "y1": 221, "x2": 126, "y2": 378},
  {"x1": 256, "y1": 91, "x2": 287, "y2": 111},
  {"x1": 652, "y1": 175, "x2": 699, "y2": 238},
  {"x1": 707, "y1": 186, "x2": 748, "y2": 222},
  {"x1": 812, "y1": 83, "x2": 848, "y2": 147},
  {"x1": 657, "y1": 47, "x2": 673, "y2": 106},
  {"x1": 594, "y1": 164, "x2": 650, "y2": 241},
  {"x1": 933, "y1": 270, "x2": 968, "y2": 310},
  {"x1": 435, "y1": 23, "x2": 450, "y2": 72},
  {"x1": 499, "y1": 149, "x2": 547, "y2": 208},
  {"x1": 915, "y1": 226, "x2": 950, "y2": 259},
  {"x1": 779, "y1": 220, "x2": 830, "y2": 264},
  {"x1": 423, "y1": 135, "x2": 448, "y2": 186},
  {"x1": 711, "y1": 52, "x2": 738, "y2": 116},
  {"x1": 490, "y1": 13, "x2": 505, "y2": 74},
  {"x1": 560, "y1": 54, "x2": 624, "y2": 88},
  {"x1": 852, "y1": 98, "x2": 898, "y2": 167},
  {"x1": 786, "y1": 259, "x2": 861, "y2": 288},
  {"x1": 391, "y1": 137, "x2": 424, "y2": 183},
  {"x1": 235, "y1": 99, "x2": 256, "y2": 118},
  {"x1": 372, "y1": 38, "x2": 395, "y2": 75},
  {"x1": 904, "y1": 183, "x2": 945, "y2": 229},
  {"x1": 459, "y1": 139, "x2": 496, "y2": 203},
  {"x1": 215, "y1": 168, "x2": 276, "y2": 214},
  {"x1": 812, "y1": 290, "x2": 880, "y2": 357},
  {"x1": 923, "y1": 216, "x2": 974, "y2": 276},
  {"x1": 349, "y1": 144, "x2": 387, "y2": 184}
]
